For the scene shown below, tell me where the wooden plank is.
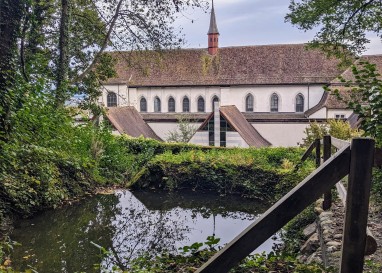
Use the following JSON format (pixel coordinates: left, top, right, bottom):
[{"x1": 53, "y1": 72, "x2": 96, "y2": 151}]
[
  {"x1": 196, "y1": 145, "x2": 351, "y2": 273},
  {"x1": 340, "y1": 138, "x2": 375, "y2": 273},
  {"x1": 323, "y1": 136, "x2": 332, "y2": 210},
  {"x1": 315, "y1": 139, "x2": 321, "y2": 168},
  {"x1": 331, "y1": 136, "x2": 350, "y2": 150},
  {"x1": 300, "y1": 141, "x2": 316, "y2": 162}
]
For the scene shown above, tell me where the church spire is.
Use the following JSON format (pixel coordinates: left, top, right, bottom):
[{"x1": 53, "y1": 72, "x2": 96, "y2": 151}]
[{"x1": 207, "y1": 0, "x2": 219, "y2": 55}]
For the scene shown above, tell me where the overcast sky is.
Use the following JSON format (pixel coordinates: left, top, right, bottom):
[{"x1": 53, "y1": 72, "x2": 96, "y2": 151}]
[{"x1": 175, "y1": 0, "x2": 382, "y2": 55}]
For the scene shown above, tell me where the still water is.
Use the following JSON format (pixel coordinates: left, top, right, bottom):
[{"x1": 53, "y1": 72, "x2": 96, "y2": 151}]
[{"x1": 11, "y1": 190, "x2": 278, "y2": 272}]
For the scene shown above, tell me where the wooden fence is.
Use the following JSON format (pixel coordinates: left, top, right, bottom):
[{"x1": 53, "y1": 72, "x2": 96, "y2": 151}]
[{"x1": 196, "y1": 137, "x2": 375, "y2": 273}]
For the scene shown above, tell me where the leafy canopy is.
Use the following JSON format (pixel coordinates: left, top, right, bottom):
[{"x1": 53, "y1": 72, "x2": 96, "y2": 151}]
[{"x1": 286, "y1": 0, "x2": 382, "y2": 60}]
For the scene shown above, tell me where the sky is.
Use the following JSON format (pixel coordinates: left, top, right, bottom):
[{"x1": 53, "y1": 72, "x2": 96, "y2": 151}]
[{"x1": 175, "y1": 0, "x2": 382, "y2": 55}]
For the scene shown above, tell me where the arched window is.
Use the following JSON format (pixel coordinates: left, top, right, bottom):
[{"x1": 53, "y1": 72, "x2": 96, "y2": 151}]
[
  {"x1": 245, "y1": 94, "x2": 254, "y2": 112},
  {"x1": 183, "y1": 96, "x2": 190, "y2": 112},
  {"x1": 107, "y1": 92, "x2": 117, "y2": 107},
  {"x1": 212, "y1": 96, "x2": 219, "y2": 111},
  {"x1": 296, "y1": 94, "x2": 304, "y2": 112},
  {"x1": 168, "y1": 97, "x2": 175, "y2": 112},
  {"x1": 154, "y1": 97, "x2": 161, "y2": 112},
  {"x1": 197, "y1": 96, "x2": 205, "y2": 112},
  {"x1": 140, "y1": 97, "x2": 147, "y2": 112},
  {"x1": 270, "y1": 93, "x2": 279, "y2": 112}
]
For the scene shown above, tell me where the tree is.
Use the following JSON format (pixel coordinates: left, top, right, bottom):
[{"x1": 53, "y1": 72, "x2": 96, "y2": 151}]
[
  {"x1": 300, "y1": 120, "x2": 362, "y2": 147},
  {"x1": 19, "y1": 0, "x2": 205, "y2": 106},
  {"x1": 166, "y1": 115, "x2": 197, "y2": 143},
  {"x1": 285, "y1": 0, "x2": 382, "y2": 61},
  {"x1": 0, "y1": 0, "x2": 24, "y2": 142},
  {"x1": 329, "y1": 61, "x2": 382, "y2": 145}
]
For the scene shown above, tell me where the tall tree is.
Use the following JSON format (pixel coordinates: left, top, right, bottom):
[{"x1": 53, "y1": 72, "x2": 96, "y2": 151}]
[
  {"x1": 17, "y1": 0, "x2": 205, "y2": 106},
  {"x1": 286, "y1": 0, "x2": 382, "y2": 61},
  {"x1": 0, "y1": 0, "x2": 24, "y2": 141}
]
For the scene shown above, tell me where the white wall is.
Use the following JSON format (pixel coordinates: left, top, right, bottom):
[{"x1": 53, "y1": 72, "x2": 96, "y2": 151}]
[
  {"x1": 148, "y1": 122, "x2": 202, "y2": 141},
  {"x1": 189, "y1": 131, "x2": 209, "y2": 146},
  {"x1": 99, "y1": 84, "x2": 129, "y2": 107},
  {"x1": 327, "y1": 109, "x2": 353, "y2": 119},
  {"x1": 253, "y1": 123, "x2": 310, "y2": 147},
  {"x1": 226, "y1": 132, "x2": 249, "y2": 148},
  {"x1": 100, "y1": 84, "x2": 325, "y2": 113}
]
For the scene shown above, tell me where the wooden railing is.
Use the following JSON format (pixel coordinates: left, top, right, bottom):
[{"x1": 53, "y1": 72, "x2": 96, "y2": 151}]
[{"x1": 196, "y1": 138, "x2": 375, "y2": 273}]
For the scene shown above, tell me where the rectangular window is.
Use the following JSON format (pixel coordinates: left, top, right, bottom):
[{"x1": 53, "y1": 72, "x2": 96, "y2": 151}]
[
  {"x1": 220, "y1": 132, "x2": 226, "y2": 147},
  {"x1": 209, "y1": 131, "x2": 214, "y2": 146},
  {"x1": 335, "y1": 114, "x2": 346, "y2": 119}
]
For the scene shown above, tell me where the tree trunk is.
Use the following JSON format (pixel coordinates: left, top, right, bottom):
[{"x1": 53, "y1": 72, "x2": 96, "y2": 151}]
[
  {"x1": 0, "y1": 0, "x2": 24, "y2": 142},
  {"x1": 56, "y1": 0, "x2": 70, "y2": 107}
]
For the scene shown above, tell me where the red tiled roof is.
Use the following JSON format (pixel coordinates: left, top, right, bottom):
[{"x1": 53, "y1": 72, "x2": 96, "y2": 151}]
[
  {"x1": 106, "y1": 44, "x2": 344, "y2": 87},
  {"x1": 106, "y1": 106, "x2": 162, "y2": 141}
]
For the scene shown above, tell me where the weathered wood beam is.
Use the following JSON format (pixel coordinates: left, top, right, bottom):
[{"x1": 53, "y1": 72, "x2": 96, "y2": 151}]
[
  {"x1": 196, "y1": 144, "x2": 351, "y2": 273},
  {"x1": 331, "y1": 136, "x2": 350, "y2": 150},
  {"x1": 340, "y1": 138, "x2": 375, "y2": 273},
  {"x1": 300, "y1": 140, "x2": 316, "y2": 162},
  {"x1": 336, "y1": 182, "x2": 377, "y2": 255},
  {"x1": 323, "y1": 135, "x2": 332, "y2": 210}
]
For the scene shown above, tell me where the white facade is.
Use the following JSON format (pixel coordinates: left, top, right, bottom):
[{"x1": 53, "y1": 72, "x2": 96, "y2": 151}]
[
  {"x1": 100, "y1": 83, "x2": 340, "y2": 147},
  {"x1": 100, "y1": 84, "x2": 325, "y2": 114}
]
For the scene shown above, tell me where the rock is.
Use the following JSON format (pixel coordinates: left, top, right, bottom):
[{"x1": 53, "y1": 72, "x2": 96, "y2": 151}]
[
  {"x1": 303, "y1": 223, "x2": 317, "y2": 238},
  {"x1": 327, "y1": 245, "x2": 339, "y2": 252},
  {"x1": 300, "y1": 233, "x2": 319, "y2": 254},
  {"x1": 320, "y1": 211, "x2": 333, "y2": 217},
  {"x1": 327, "y1": 241, "x2": 342, "y2": 247},
  {"x1": 306, "y1": 253, "x2": 322, "y2": 264},
  {"x1": 321, "y1": 219, "x2": 333, "y2": 226},
  {"x1": 315, "y1": 206, "x2": 324, "y2": 214},
  {"x1": 333, "y1": 234, "x2": 342, "y2": 240}
]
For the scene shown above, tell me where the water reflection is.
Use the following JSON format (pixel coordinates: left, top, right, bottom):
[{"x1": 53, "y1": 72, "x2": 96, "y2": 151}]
[{"x1": 11, "y1": 190, "x2": 276, "y2": 273}]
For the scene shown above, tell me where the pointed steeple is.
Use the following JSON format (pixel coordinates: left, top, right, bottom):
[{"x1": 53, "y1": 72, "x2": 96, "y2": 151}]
[
  {"x1": 207, "y1": 0, "x2": 219, "y2": 55},
  {"x1": 208, "y1": 0, "x2": 219, "y2": 34}
]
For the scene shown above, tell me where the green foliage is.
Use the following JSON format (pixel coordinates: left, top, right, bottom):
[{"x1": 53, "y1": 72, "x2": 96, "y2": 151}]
[
  {"x1": 371, "y1": 168, "x2": 382, "y2": 204},
  {"x1": 108, "y1": 247, "x2": 327, "y2": 273},
  {"x1": 286, "y1": 0, "x2": 382, "y2": 61},
  {"x1": 166, "y1": 115, "x2": 197, "y2": 143},
  {"x1": 329, "y1": 60, "x2": 382, "y2": 146},
  {"x1": 300, "y1": 120, "x2": 362, "y2": 147},
  {"x1": 129, "y1": 147, "x2": 314, "y2": 201}
]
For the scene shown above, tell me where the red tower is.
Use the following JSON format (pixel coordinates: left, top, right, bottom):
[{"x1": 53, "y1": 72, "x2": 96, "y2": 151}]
[{"x1": 208, "y1": 0, "x2": 219, "y2": 55}]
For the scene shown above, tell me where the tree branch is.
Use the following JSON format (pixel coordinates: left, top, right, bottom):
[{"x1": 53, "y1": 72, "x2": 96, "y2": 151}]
[{"x1": 71, "y1": 0, "x2": 123, "y2": 84}]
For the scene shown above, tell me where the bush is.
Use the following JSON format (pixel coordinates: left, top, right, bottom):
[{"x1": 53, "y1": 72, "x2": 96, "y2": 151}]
[
  {"x1": 129, "y1": 147, "x2": 314, "y2": 201},
  {"x1": 300, "y1": 120, "x2": 362, "y2": 148}
]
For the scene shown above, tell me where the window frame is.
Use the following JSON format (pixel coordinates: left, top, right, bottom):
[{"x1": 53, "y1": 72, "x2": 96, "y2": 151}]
[
  {"x1": 154, "y1": 96, "x2": 161, "y2": 112},
  {"x1": 182, "y1": 96, "x2": 190, "y2": 112},
  {"x1": 270, "y1": 93, "x2": 279, "y2": 112},
  {"x1": 245, "y1": 94, "x2": 254, "y2": 112},
  {"x1": 168, "y1": 97, "x2": 175, "y2": 112},
  {"x1": 197, "y1": 96, "x2": 205, "y2": 112},
  {"x1": 295, "y1": 93, "x2": 304, "y2": 112},
  {"x1": 107, "y1": 92, "x2": 118, "y2": 107},
  {"x1": 140, "y1": 97, "x2": 147, "y2": 112}
]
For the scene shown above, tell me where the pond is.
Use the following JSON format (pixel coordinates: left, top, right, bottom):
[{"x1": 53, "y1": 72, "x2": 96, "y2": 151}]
[{"x1": 10, "y1": 190, "x2": 278, "y2": 273}]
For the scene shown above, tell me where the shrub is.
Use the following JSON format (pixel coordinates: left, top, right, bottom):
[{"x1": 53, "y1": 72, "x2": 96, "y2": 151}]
[{"x1": 129, "y1": 147, "x2": 314, "y2": 201}]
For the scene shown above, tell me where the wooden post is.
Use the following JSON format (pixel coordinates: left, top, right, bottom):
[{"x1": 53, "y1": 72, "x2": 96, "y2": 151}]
[
  {"x1": 340, "y1": 138, "x2": 374, "y2": 273},
  {"x1": 196, "y1": 145, "x2": 351, "y2": 273},
  {"x1": 323, "y1": 135, "x2": 332, "y2": 210},
  {"x1": 315, "y1": 139, "x2": 321, "y2": 168}
]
